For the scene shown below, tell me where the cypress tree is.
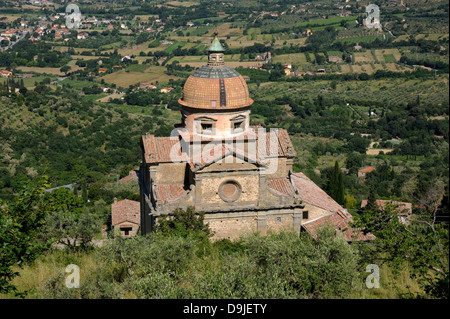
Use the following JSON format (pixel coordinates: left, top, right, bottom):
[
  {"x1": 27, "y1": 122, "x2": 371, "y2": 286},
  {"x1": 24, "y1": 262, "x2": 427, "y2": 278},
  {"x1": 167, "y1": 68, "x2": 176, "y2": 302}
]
[
  {"x1": 365, "y1": 187, "x2": 378, "y2": 211},
  {"x1": 328, "y1": 161, "x2": 345, "y2": 205},
  {"x1": 81, "y1": 182, "x2": 88, "y2": 202},
  {"x1": 337, "y1": 168, "x2": 345, "y2": 205}
]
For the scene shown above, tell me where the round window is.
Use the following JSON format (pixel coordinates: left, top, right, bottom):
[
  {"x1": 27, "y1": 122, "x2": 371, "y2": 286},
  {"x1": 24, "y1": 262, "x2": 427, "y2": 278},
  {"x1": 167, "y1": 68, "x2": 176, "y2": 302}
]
[{"x1": 218, "y1": 180, "x2": 242, "y2": 202}]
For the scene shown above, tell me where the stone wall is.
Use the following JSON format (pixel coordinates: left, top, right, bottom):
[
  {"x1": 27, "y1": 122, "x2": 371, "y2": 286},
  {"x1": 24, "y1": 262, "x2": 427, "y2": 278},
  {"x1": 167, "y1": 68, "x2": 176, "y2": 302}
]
[
  {"x1": 154, "y1": 163, "x2": 187, "y2": 184},
  {"x1": 203, "y1": 207, "x2": 303, "y2": 240},
  {"x1": 205, "y1": 211, "x2": 257, "y2": 240},
  {"x1": 266, "y1": 212, "x2": 294, "y2": 233},
  {"x1": 113, "y1": 222, "x2": 140, "y2": 238},
  {"x1": 302, "y1": 203, "x2": 332, "y2": 222},
  {"x1": 198, "y1": 172, "x2": 260, "y2": 207}
]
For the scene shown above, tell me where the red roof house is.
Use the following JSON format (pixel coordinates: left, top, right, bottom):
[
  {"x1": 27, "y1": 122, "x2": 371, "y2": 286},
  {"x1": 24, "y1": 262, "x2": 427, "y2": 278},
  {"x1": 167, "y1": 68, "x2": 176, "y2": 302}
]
[{"x1": 111, "y1": 198, "x2": 140, "y2": 237}]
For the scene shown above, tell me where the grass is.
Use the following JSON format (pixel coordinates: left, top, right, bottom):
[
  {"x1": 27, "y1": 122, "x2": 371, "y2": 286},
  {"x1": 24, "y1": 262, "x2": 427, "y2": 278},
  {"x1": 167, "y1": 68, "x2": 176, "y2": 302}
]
[
  {"x1": 82, "y1": 94, "x2": 107, "y2": 101},
  {"x1": 165, "y1": 1, "x2": 200, "y2": 7},
  {"x1": 98, "y1": 66, "x2": 182, "y2": 87},
  {"x1": 0, "y1": 250, "x2": 99, "y2": 299},
  {"x1": 126, "y1": 64, "x2": 149, "y2": 72},
  {"x1": 59, "y1": 79, "x2": 97, "y2": 89},
  {"x1": 273, "y1": 53, "x2": 308, "y2": 64},
  {"x1": 354, "y1": 263, "x2": 424, "y2": 299},
  {"x1": 374, "y1": 49, "x2": 401, "y2": 62},
  {"x1": 165, "y1": 41, "x2": 187, "y2": 54},
  {"x1": 16, "y1": 66, "x2": 64, "y2": 76},
  {"x1": 354, "y1": 52, "x2": 376, "y2": 63},
  {"x1": 298, "y1": 16, "x2": 357, "y2": 28},
  {"x1": 333, "y1": 35, "x2": 383, "y2": 44},
  {"x1": 383, "y1": 54, "x2": 396, "y2": 63},
  {"x1": 205, "y1": 23, "x2": 243, "y2": 37}
]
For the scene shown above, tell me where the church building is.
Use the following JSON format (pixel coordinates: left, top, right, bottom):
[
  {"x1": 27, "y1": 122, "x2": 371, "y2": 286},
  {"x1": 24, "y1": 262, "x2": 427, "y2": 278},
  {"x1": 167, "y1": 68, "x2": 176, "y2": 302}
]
[{"x1": 138, "y1": 34, "x2": 372, "y2": 241}]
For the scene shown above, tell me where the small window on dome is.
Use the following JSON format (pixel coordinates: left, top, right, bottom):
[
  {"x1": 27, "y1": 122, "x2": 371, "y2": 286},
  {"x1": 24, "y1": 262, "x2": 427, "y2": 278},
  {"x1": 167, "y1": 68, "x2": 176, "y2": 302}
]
[
  {"x1": 233, "y1": 121, "x2": 244, "y2": 133},
  {"x1": 231, "y1": 116, "x2": 246, "y2": 134},
  {"x1": 201, "y1": 123, "x2": 213, "y2": 134},
  {"x1": 211, "y1": 100, "x2": 216, "y2": 107}
]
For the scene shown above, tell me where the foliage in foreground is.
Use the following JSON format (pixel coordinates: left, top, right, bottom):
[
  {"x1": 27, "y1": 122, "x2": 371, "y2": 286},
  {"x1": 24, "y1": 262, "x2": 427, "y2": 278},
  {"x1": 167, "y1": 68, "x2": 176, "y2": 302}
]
[
  {"x1": 39, "y1": 226, "x2": 361, "y2": 299},
  {"x1": 352, "y1": 201, "x2": 449, "y2": 299},
  {"x1": 0, "y1": 175, "x2": 52, "y2": 296}
]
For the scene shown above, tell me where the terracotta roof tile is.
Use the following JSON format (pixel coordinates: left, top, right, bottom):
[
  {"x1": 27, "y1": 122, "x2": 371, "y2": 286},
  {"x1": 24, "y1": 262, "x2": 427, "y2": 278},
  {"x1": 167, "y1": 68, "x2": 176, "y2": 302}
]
[
  {"x1": 268, "y1": 178, "x2": 296, "y2": 196},
  {"x1": 111, "y1": 199, "x2": 140, "y2": 226},
  {"x1": 141, "y1": 127, "x2": 296, "y2": 166},
  {"x1": 291, "y1": 172, "x2": 344, "y2": 213},
  {"x1": 153, "y1": 184, "x2": 189, "y2": 204},
  {"x1": 358, "y1": 166, "x2": 376, "y2": 173},
  {"x1": 142, "y1": 135, "x2": 189, "y2": 164},
  {"x1": 302, "y1": 211, "x2": 375, "y2": 241},
  {"x1": 118, "y1": 168, "x2": 139, "y2": 183}
]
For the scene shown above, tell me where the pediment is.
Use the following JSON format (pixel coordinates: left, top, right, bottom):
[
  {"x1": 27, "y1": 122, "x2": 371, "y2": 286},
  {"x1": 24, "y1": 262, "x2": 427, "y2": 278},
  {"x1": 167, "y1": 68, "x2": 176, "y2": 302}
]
[
  {"x1": 190, "y1": 144, "x2": 264, "y2": 172},
  {"x1": 199, "y1": 154, "x2": 260, "y2": 172}
]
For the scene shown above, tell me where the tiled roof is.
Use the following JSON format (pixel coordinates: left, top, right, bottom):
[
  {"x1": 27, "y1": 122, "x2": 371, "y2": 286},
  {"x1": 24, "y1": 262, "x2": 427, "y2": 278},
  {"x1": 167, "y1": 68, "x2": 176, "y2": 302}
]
[
  {"x1": 179, "y1": 74, "x2": 253, "y2": 110},
  {"x1": 291, "y1": 172, "x2": 344, "y2": 213},
  {"x1": 268, "y1": 178, "x2": 296, "y2": 196},
  {"x1": 142, "y1": 134, "x2": 189, "y2": 164},
  {"x1": 141, "y1": 127, "x2": 296, "y2": 166},
  {"x1": 153, "y1": 184, "x2": 189, "y2": 204},
  {"x1": 358, "y1": 166, "x2": 376, "y2": 173},
  {"x1": 291, "y1": 172, "x2": 374, "y2": 241},
  {"x1": 361, "y1": 199, "x2": 412, "y2": 216},
  {"x1": 118, "y1": 168, "x2": 139, "y2": 183},
  {"x1": 254, "y1": 128, "x2": 296, "y2": 158},
  {"x1": 111, "y1": 199, "x2": 140, "y2": 226},
  {"x1": 302, "y1": 211, "x2": 375, "y2": 241}
]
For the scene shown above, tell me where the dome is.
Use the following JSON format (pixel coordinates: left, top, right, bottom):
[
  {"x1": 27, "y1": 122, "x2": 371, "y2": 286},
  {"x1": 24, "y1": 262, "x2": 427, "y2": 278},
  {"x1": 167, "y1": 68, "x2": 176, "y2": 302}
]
[{"x1": 178, "y1": 34, "x2": 253, "y2": 110}]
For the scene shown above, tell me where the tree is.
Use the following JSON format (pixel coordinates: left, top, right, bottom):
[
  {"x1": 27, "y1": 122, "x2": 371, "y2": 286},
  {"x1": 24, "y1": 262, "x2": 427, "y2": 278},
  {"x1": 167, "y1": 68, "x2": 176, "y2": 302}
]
[
  {"x1": 39, "y1": 188, "x2": 102, "y2": 251},
  {"x1": 60, "y1": 65, "x2": 71, "y2": 75},
  {"x1": 353, "y1": 200, "x2": 449, "y2": 298},
  {"x1": 156, "y1": 206, "x2": 212, "y2": 240},
  {"x1": 327, "y1": 161, "x2": 345, "y2": 205},
  {"x1": 0, "y1": 175, "x2": 52, "y2": 296},
  {"x1": 365, "y1": 187, "x2": 378, "y2": 212}
]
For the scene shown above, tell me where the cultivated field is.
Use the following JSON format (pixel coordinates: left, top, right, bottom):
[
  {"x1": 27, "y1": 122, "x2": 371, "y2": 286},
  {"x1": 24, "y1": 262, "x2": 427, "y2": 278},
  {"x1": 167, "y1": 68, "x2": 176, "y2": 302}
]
[
  {"x1": 16, "y1": 66, "x2": 64, "y2": 76},
  {"x1": 272, "y1": 53, "x2": 308, "y2": 64},
  {"x1": 98, "y1": 66, "x2": 182, "y2": 87}
]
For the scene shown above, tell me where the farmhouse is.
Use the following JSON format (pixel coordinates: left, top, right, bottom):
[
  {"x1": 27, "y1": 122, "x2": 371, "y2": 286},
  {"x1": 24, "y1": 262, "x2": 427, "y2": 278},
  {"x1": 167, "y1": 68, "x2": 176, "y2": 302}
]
[
  {"x1": 139, "y1": 82, "x2": 157, "y2": 89},
  {"x1": 0, "y1": 70, "x2": 13, "y2": 78},
  {"x1": 160, "y1": 87, "x2": 174, "y2": 93},
  {"x1": 77, "y1": 32, "x2": 88, "y2": 39},
  {"x1": 111, "y1": 198, "x2": 141, "y2": 237},
  {"x1": 358, "y1": 166, "x2": 376, "y2": 182}
]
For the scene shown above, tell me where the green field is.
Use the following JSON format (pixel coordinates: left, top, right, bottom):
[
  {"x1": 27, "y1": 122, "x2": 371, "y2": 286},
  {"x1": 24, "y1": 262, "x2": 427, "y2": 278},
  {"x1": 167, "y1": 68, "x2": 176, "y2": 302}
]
[
  {"x1": 165, "y1": 41, "x2": 187, "y2": 53},
  {"x1": 126, "y1": 64, "x2": 150, "y2": 72},
  {"x1": 298, "y1": 16, "x2": 357, "y2": 27}
]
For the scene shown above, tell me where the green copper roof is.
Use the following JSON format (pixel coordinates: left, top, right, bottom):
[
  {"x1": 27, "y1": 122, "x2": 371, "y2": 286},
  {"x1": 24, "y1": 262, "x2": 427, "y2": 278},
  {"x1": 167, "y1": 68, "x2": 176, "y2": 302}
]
[
  {"x1": 208, "y1": 35, "x2": 225, "y2": 52},
  {"x1": 192, "y1": 65, "x2": 240, "y2": 79}
]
